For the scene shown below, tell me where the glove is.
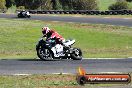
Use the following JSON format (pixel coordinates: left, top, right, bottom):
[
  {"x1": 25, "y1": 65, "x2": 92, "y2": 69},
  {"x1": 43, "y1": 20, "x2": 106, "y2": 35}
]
[{"x1": 43, "y1": 34, "x2": 47, "y2": 37}]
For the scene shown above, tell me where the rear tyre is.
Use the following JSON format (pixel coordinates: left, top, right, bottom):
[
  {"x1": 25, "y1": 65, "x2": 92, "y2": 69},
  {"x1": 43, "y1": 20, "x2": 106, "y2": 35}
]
[
  {"x1": 37, "y1": 46, "x2": 53, "y2": 61},
  {"x1": 71, "y1": 48, "x2": 82, "y2": 60}
]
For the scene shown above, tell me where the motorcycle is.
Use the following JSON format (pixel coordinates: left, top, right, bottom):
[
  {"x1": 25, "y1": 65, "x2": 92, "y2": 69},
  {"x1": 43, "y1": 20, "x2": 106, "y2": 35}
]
[
  {"x1": 36, "y1": 37, "x2": 82, "y2": 60},
  {"x1": 17, "y1": 11, "x2": 31, "y2": 18}
]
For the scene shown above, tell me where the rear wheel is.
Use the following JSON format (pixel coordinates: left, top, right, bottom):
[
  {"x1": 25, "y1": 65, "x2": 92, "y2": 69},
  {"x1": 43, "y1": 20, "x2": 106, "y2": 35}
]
[
  {"x1": 37, "y1": 46, "x2": 53, "y2": 61},
  {"x1": 71, "y1": 48, "x2": 82, "y2": 60}
]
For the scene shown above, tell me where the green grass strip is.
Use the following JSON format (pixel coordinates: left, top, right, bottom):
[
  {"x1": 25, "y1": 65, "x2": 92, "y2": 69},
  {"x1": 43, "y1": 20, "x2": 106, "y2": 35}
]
[{"x1": 0, "y1": 18, "x2": 132, "y2": 59}]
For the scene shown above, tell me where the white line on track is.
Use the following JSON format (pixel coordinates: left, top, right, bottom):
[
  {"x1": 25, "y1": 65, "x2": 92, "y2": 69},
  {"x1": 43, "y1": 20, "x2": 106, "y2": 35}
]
[
  {"x1": 103, "y1": 17, "x2": 132, "y2": 20},
  {"x1": 13, "y1": 74, "x2": 31, "y2": 76},
  {"x1": 99, "y1": 72, "x2": 124, "y2": 74},
  {"x1": 83, "y1": 58, "x2": 127, "y2": 59},
  {"x1": 12, "y1": 73, "x2": 73, "y2": 76},
  {"x1": 52, "y1": 73, "x2": 73, "y2": 75},
  {"x1": 123, "y1": 18, "x2": 132, "y2": 20},
  {"x1": 103, "y1": 17, "x2": 111, "y2": 19}
]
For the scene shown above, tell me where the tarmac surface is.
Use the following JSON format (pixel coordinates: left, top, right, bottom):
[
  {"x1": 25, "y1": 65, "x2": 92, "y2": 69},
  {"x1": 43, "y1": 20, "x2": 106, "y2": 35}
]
[
  {"x1": 0, "y1": 14, "x2": 132, "y2": 27},
  {"x1": 0, "y1": 59, "x2": 132, "y2": 75}
]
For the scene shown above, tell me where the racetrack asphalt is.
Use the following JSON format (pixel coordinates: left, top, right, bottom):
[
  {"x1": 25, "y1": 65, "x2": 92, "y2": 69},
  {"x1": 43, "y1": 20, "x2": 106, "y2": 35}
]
[
  {"x1": 0, "y1": 14, "x2": 132, "y2": 27},
  {"x1": 0, "y1": 58, "x2": 132, "y2": 75}
]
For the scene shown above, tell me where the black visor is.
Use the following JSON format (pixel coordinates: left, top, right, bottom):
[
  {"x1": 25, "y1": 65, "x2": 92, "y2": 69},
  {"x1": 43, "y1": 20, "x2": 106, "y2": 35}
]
[{"x1": 42, "y1": 30, "x2": 46, "y2": 34}]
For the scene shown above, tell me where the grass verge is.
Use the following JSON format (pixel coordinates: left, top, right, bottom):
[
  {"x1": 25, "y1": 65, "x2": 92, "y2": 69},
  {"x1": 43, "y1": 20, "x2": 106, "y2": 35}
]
[
  {"x1": 99, "y1": 0, "x2": 116, "y2": 10},
  {"x1": 0, "y1": 74, "x2": 131, "y2": 88},
  {"x1": 0, "y1": 18, "x2": 132, "y2": 59}
]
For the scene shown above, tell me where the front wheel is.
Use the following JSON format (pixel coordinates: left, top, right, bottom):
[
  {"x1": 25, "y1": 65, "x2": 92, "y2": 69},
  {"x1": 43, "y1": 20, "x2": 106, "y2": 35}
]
[
  {"x1": 37, "y1": 47, "x2": 53, "y2": 61},
  {"x1": 71, "y1": 48, "x2": 82, "y2": 60},
  {"x1": 17, "y1": 14, "x2": 21, "y2": 18}
]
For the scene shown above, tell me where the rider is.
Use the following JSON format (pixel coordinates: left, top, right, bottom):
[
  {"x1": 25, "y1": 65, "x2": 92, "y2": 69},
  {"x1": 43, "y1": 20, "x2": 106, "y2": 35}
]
[{"x1": 42, "y1": 26, "x2": 65, "y2": 45}]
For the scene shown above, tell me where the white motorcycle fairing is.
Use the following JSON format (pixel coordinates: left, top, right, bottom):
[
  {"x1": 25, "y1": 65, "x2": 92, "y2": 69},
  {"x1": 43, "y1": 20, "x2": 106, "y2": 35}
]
[
  {"x1": 51, "y1": 44, "x2": 64, "y2": 57},
  {"x1": 63, "y1": 39, "x2": 75, "y2": 47},
  {"x1": 26, "y1": 12, "x2": 30, "y2": 16},
  {"x1": 51, "y1": 39, "x2": 75, "y2": 57}
]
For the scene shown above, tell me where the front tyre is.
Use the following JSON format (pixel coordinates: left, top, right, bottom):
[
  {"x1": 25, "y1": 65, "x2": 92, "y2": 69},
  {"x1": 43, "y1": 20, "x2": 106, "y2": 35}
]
[
  {"x1": 17, "y1": 14, "x2": 21, "y2": 18},
  {"x1": 71, "y1": 48, "x2": 82, "y2": 60},
  {"x1": 37, "y1": 47, "x2": 53, "y2": 61}
]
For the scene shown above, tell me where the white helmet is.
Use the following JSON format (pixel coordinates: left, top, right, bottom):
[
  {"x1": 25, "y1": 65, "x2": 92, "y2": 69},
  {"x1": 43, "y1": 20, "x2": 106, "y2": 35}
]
[{"x1": 42, "y1": 27, "x2": 50, "y2": 35}]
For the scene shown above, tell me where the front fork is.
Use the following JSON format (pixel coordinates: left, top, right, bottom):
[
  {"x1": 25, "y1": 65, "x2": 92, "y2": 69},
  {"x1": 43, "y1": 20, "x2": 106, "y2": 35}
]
[{"x1": 63, "y1": 47, "x2": 73, "y2": 57}]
